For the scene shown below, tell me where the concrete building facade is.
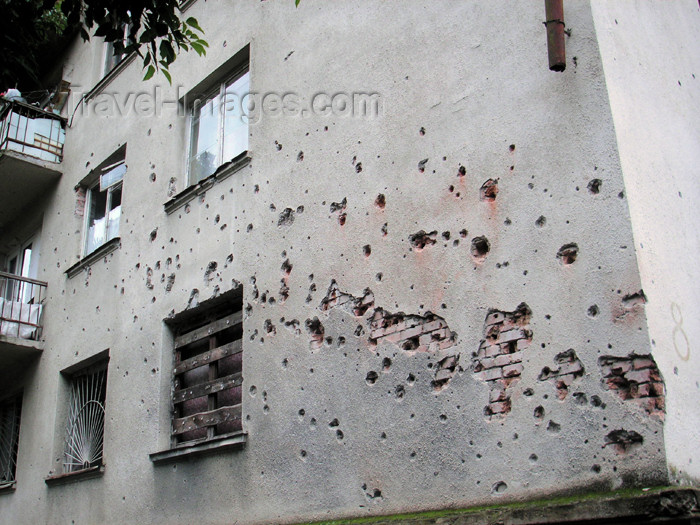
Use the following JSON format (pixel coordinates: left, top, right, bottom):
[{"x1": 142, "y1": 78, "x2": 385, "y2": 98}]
[{"x1": 0, "y1": 2, "x2": 698, "y2": 524}]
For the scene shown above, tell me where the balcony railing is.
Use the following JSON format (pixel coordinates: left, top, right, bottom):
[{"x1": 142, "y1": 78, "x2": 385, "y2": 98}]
[
  {"x1": 0, "y1": 100, "x2": 66, "y2": 163},
  {"x1": 0, "y1": 271, "x2": 47, "y2": 341}
]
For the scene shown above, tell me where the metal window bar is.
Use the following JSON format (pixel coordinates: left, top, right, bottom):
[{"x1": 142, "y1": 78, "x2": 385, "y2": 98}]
[
  {"x1": 0, "y1": 271, "x2": 47, "y2": 341},
  {"x1": 0, "y1": 100, "x2": 66, "y2": 163},
  {"x1": 63, "y1": 367, "x2": 107, "y2": 474},
  {"x1": 0, "y1": 395, "x2": 22, "y2": 485}
]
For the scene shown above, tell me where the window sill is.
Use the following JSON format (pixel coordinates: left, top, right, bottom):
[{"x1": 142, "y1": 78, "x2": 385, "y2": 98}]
[
  {"x1": 0, "y1": 481, "x2": 16, "y2": 494},
  {"x1": 149, "y1": 431, "x2": 247, "y2": 464},
  {"x1": 45, "y1": 465, "x2": 105, "y2": 486},
  {"x1": 164, "y1": 151, "x2": 251, "y2": 215},
  {"x1": 65, "y1": 237, "x2": 121, "y2": 279}
]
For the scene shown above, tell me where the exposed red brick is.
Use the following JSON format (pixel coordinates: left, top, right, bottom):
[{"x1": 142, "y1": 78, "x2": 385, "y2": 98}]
[
  {"x1": 473, "y1": 303, "x2": 532, "y2": 418},
  {"x1": 599, "y1": 353, "x2": 665, "y2": 419}
]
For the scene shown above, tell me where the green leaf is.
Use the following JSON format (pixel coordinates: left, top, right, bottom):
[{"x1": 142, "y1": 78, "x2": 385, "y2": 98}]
[
  {"x1": 191, "y1": 42, "x2": 204, "y2": 56},
  {"x1": 143, "y1": 65, "x2": 155, "y2": 81},
  {"x1": 186, "y1": 17, "x2": 204, "y2": 33},
  {"x1": 162, "y1": 69, "x2": 172, "y2": 85},
  {"x1": 295, "y1": 0, "x2": 301, "y2": 6}
]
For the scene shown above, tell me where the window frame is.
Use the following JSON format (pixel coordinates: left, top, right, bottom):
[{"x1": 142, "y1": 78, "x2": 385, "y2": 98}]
[
  {"x1": 187, "y1": 63, "x2": 249, "y2": 185},
  {"x1": 0, "y1": 393, "x2": 22, "y2": 491},
  {"x1": 61, "y1": 360, "x2": 108, "y2": 475}
]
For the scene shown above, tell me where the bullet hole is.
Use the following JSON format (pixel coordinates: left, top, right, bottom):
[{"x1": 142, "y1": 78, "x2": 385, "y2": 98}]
[
  {"x1": 480, "y1": 179, "x2": 499, "y2": 201},
  {"x1": 591, "y1": 464, "x2": 601, "y2": 473},
  {"x1": 246, "y1": 223, "x2": 253, "y2": 232},
  {"x1": 270, "y1": 203, "x2": 276, "y2": 211},
  {"x1": 204, "y1": 261, "x2": 218, "y2": 283},
  {"x1": 298, "y1": 409, "x2": 305, "y2": 417},
  {"x1": 338, "y1": 213, "x2": 347, "y2": 226},
  {"x1": 588, "y1": 305, "x2": 599, "y2": 317},
  {"x1": 394, "y1": 384, "x2": 405, "y2": 399},
  {"x1": 375, "y1": 194, "x2": 386, "y2": 209},
  {"x1": 407, "y1": 373, "x2": 416, "y2": 385},
  {"x1": 381, "y1": 223, "x2": 388, "y2": 236},
  {"x1": 546, "y1": 420, "x2": 561, "y2": 433},
  {"x1": 336, "y1": 430, "x2": 344, "y2": 440},
  {"x1": 355, "y1": 325, "x2": 364, "y2": 337},
  {"x1": 305, "y1": 317, "x2": 325, "y2": 350},
  {"x1": 448, "y1": 185, "x2": 454, "y2": 193},
  {"x1": 297, "y1": 151, "x2": 304, "y2": 161},
  {"x1": 249, "y1": 385, "x2": 257, "y2": 396},
  {"x1": 330, "y1": 198, "x2": 347, "y2": 213},
  {"x1": 167, "y1": 177, "x2": 178, "y2": 197},
  {"x1": 509, "y1": 144, "x2": 515, "y2": 152},
  {"x1": 274, "y1": 140, "x2": 282, "y2": 151},
  {"x1": 492, "y1": 481, "x2": 508, "y2": 494},
  {"x1": 149, "y1": 172, "x2": 156, "y2": 182},
  {"x1": 557, "y1": 243, "x2": 579, "y2": 265},
  {"x1": 588, "y1": 179, "x2": 602, "y2": 194},
  {"x1": 375, "y1": 273, "x2": 383, "y2": 282},
  {"x1": 534, "y1": 406, "x2": 545, "y2": 420},
  {"x1": 254, "y1": 184, "x2": 260, "y2": 193},
  {"x1": 470, "y1": 236, "x2": 490, "y2": 260},
  {"x1": 278, "y1": 208, "x2": 295, "y2": 226},
  {"x1": 529, "y1": 454, "x2": 538, "y2": 463},
  {"x1": 149, "y1": 228, "x2": 158, "y2": 242},
  {"x1": 165, "y1": 274, "x2": 175, "y2": 292},
  {"x1": 622, "y1": 290, "x2": 647, "y2": 309},
  {"x1": 355, "y1": 162, "x2": 363, "y2": 173},
  {"x1": 535, "y1": 216, "x2": 546, "y2": 228},
  {"x1": 419, "y1": 127, "x2": 425, "y2": 135},
  {"x1": 281, "y1": 259, "x2": 293, "y2": 276},
  {"x1": 618, "y1": 191, "x2": 625, "y2": 199},
  {"x1": 409, "y1": 230, "x2": 437, "y2": 250},
  {"x1": 523, "y1": 388, "x2": 534, "y2": 396},
  {"x1": 605, "y1": 429, "x2": 643, "y2": 453},
  {"x1": 296, "y1": 205, "x2": 304, "y2": 214},
  {"x1": 264, "y1": 319, "x2": 276, "y2": 335},
  {"x1": 458, "y1": 165, "x2": 466, "y2": 177},
  {"x1": 363, "y1": 245, "x2": 372, "y2": 257},
  {"x1": 442, "y1": 231, "x2": 450, "y2": 241},
  {"x1": 366, "y1": 371, "x2": 379, "y2": 385},
  {"x1": 300, "y1": 450, "x2": 307, "y2": 459},
  {"x1": 382, "y1": 358, "x2": 392, "y2": 371},
  {"x1": 573, "y1": 392, "x2": 588, "y2": 405}
]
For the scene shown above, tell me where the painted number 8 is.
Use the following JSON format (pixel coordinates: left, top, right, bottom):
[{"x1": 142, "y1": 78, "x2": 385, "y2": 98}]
[{"x1": 671, "y1": 302, "x2": 690, "y2": 361}]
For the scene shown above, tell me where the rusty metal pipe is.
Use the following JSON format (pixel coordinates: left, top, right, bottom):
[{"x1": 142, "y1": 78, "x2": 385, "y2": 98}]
[{"x1": 544, "y1": 0, "x2": 566, "y2": 71}]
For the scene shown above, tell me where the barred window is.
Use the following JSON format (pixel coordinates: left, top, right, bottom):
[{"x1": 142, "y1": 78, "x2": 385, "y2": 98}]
[
  {"x1": 0, "y1": 394, "x2": 22, "y2": 489},
  {"x1": 63, "y1": 362, "x2": 107, "y2": 474}
]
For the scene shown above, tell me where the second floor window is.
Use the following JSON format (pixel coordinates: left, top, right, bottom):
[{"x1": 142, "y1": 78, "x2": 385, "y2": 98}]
[{"x1": 188, "y1": 65, "x2": 249, "y2": 184}]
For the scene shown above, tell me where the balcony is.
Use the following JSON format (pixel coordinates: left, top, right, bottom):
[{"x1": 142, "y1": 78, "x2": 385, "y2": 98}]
[
  {"x1": 0, "y1": 271, "x2": 46, "y2": 377},
  {"x1": 0, "y1": 100, "x2": 65, "y2": 229}
]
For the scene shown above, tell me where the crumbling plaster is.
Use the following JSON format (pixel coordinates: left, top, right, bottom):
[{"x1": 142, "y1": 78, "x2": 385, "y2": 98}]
[{"x1": 0, "y1": 2, "x2": 687, "y2": 524}]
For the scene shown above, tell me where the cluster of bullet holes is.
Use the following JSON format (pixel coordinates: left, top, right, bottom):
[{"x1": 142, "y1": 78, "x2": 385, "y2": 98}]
[
  {"x1": 480, "y1": 179, "x2": 499, "y2": 201},
  {"x1": 557, "y1": 243, "x2": 579, "y2": 265},
  {"x1": 279, "y1": 258, "x2": 292, "y2": 303},
  {"x1": 362, "y1": 484, "x2": 383, "y2": 501},
  {"x1": 330, "y1": 198, "x2": 347, "y2": 226},
  {"x1": 537, "y1": 349, "x2": 585, "y2": 400},
  {"x1": 351, "y1": 155, "x2": 362, "y2": 173},
  {"x1": 409, "y1": 230, "x2": 437, "y2": 250}
]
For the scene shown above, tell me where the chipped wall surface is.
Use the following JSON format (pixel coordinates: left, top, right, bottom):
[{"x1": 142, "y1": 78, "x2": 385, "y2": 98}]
[
  {"x1": 591, "y1": 1, "x2": 700, "y2": 485},
  {"x1": 0, "y1": 1, "x2": 694, "y2": 524}
]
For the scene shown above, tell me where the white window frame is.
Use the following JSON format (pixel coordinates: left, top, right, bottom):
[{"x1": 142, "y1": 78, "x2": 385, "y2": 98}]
[
  {"x1": 82, "y1": 159, "x2": 125, "y2": 256},
  {"x1": 187, "y1": 64, "x2": 249, "y2": 185}
]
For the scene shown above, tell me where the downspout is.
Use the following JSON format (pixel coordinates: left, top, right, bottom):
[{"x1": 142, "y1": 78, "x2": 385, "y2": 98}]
[{"x1": 544, "y1": 0, "x2": 566, "y2": 71}]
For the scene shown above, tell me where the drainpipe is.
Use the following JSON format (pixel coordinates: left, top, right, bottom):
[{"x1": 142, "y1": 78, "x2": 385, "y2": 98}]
[{"x1": 544, "y1": 0, "x2": 566, "y2": 71}]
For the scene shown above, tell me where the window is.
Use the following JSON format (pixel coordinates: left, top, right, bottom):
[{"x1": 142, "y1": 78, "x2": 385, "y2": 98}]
[
  {"x1": 62, "y1": 362, "x2": 107, "y2": 474},
  {"x1": 103, "y1": 24, "x2": 131, "y2": 75},
  {"x1": 170, "y1": 292, "x2": 243, "y2": 448},
  {"x1": 188, "y1": 65, "x2": 249, "y2": 183},
  {"x1": 83, "y1": 150, "x2": 125, "y2": 255},
  {"x1": 0, "y1": 394, "x2": 22, "y2": 489}
]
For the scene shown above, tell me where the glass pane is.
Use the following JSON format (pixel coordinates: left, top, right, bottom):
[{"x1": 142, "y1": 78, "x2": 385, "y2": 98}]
[
  {"x1": 100, "y1": 163, "x2": 126, "y2": 191},
  {"x1": 20, "y1": 246, "x2": 32, "y2": 278},
  {"x1": 222, "y1": 71, "x2": 249, "y2": 161},
  {"x1": 86, "y1": 187, "x2": 108, "y2": 254},
  {"x1": 189, "y1": 96, "x2": 220, "y2": 182}
]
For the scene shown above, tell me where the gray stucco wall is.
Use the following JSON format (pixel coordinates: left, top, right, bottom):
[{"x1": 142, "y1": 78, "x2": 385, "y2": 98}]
[{"x1": 0, "y1": 2, "x2": 683, "y2": 524}]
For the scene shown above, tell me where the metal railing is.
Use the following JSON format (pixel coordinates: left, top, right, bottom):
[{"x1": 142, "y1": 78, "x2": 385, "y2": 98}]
[
  {"x1": 0, "y1": 271, "x2": 47, "y2": 341},
  {"x1": 0, "y1": 100, "x2": 66, "y2": 163}
]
